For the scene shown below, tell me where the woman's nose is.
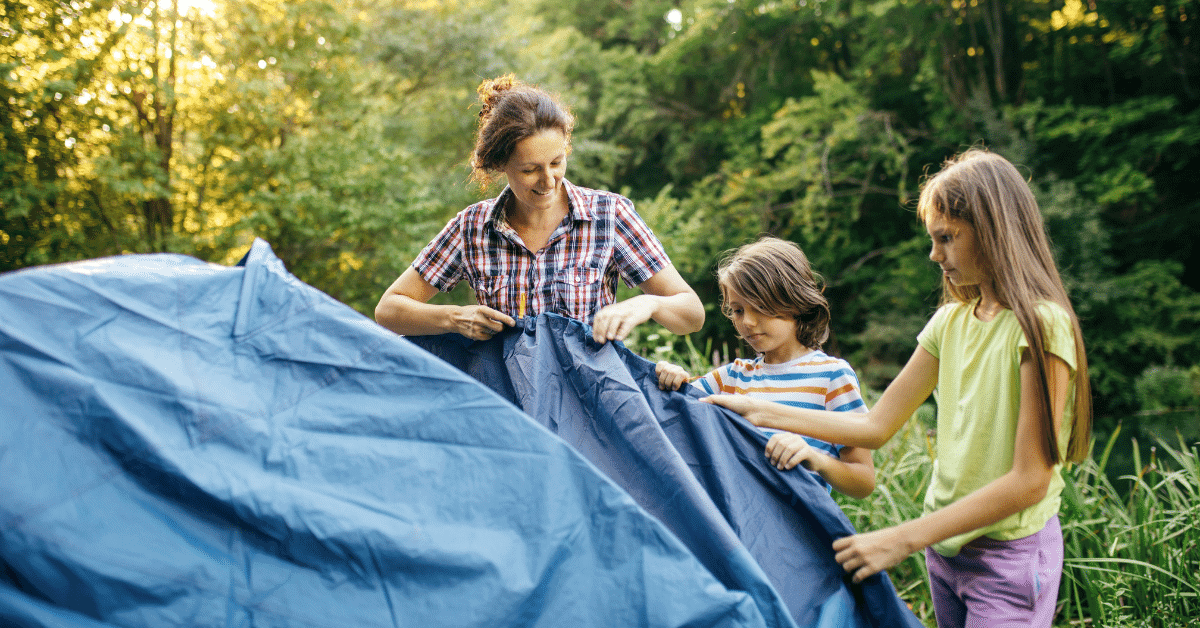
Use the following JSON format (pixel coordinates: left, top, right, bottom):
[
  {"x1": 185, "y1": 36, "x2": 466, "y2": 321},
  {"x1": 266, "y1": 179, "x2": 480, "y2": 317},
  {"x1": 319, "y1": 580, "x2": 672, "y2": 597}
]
[{"x1": 929, "y1": 244, "x2": 942, "y2": 263}]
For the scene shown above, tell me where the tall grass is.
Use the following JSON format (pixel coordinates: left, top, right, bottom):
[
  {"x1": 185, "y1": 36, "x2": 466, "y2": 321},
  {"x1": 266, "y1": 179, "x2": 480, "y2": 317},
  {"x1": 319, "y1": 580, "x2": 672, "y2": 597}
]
[
  {"x1": 833, "y1": 409, "x2": 937, "y2": 622},
  {"x1": 835, "y1": 422, "x2": 1200, "y2": 627},
  {"x1": 631, "y1": 335, "x2": 1200, "y2": 627},
  {"x1": 1057, "y1": 428, "x2": 1200, "y2": 627}
]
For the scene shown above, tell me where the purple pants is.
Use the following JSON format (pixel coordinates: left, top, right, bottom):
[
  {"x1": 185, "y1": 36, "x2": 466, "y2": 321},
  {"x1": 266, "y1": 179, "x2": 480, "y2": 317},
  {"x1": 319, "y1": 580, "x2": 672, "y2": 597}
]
[{"x1": 925, "y1": 515, "x2": 1063, "y2": 628}]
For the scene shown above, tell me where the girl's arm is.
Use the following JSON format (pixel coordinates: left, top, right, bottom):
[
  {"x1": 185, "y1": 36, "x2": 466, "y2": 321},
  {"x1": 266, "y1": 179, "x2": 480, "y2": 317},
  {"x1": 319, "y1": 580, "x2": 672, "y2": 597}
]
[
  {"x1": 375, "y1": 267, "x2": 515, "y2": 340},
  {"x1": 766, "y1": 432, "x2": 876, "y2": 499},
  {"x1": 591, "y1": 264, "x2": 704, "y2": 343},
  {"x1": 832, "y1": 352, "x2": 1071, "y2": 582},
  {"x1": 705, "y1": 346, "x2": 940, "y2": 450}
]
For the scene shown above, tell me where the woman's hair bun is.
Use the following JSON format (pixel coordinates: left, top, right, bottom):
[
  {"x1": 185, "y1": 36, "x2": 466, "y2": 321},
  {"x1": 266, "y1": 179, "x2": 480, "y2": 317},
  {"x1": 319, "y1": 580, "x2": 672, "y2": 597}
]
[{"x1": 477, "y1": 74, "x2": 518, "y2": 122}]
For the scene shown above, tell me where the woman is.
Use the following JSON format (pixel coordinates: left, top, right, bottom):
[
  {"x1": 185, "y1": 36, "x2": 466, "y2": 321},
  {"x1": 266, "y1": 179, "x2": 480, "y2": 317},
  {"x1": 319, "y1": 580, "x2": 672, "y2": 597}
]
[{"x1": 376, "y1": 75, "x2": 704, "y2": 343}]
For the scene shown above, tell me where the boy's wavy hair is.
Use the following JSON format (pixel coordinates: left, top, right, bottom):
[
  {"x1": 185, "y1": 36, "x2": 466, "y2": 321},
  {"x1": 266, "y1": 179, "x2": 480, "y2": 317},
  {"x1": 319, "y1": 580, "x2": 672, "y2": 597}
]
[
  {"x1": 470, "y1": 74, "x2": 574, "y2": 188},
  {"x1": 716, "y1": 236, "x2": 831, "y2": 350},
  {"x1": 918, "y1": 148, "x2": 1093, "y2": 465}
]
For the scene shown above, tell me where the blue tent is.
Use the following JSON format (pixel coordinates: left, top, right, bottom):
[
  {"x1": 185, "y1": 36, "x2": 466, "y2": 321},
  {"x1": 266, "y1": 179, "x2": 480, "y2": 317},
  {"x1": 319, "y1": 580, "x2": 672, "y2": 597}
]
[
  {"x1": 410, "y1": 319, "x2": 922, "y2": 628},
  {"x1": 0, "y1": 240, "x2": 922, "y2": 628}
]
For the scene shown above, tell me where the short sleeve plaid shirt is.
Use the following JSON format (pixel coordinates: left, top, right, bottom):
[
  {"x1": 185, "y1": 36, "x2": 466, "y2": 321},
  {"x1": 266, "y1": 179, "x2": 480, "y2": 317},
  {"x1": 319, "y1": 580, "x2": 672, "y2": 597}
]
[{"x1": 411, "y1": 180, "x2": 670, "y2": 325}]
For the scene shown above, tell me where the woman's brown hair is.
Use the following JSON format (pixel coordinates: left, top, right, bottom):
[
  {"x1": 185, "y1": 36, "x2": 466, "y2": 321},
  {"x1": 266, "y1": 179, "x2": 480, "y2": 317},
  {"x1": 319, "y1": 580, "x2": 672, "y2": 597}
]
[
  {"x1": 470, "y1": 74, "x2": 574, "y2": 186},
  {"x1": 717, "y1": 236, "x2": 832, "y2": 351},
  {"x1": 918, "y1": 148, "x2": 1093, "y2": 464}
]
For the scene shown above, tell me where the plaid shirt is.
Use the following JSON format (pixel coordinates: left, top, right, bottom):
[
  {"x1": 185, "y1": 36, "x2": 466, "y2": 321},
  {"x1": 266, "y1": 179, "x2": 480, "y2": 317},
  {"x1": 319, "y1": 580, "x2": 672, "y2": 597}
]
[{"x1": 412, "y1": 180, "x2": 669, "y2": 325}]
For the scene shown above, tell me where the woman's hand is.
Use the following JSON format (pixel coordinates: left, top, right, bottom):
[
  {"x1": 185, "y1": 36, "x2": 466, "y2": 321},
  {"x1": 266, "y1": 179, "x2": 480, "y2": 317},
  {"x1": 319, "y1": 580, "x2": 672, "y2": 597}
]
[
  {"x1": 764, "y1": 432, "x2": 825, "y2": 472},
  {"x1": 591, "y1": 296, "x2": 657, "y2": 343},
  {"x1": 655, "y1": 361, "x2": 691, "y2": 391},
  {"x1": 832, "y1": 527, "x2": 914, "y2": 584},
  {"x1": 450, "y1": 305, "x2": 515, "y2": 341}
]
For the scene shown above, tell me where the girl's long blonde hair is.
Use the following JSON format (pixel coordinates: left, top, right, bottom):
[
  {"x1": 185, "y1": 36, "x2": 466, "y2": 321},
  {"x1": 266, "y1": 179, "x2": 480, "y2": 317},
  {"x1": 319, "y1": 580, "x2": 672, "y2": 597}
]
[{"x1": 918, "y1": 149, "x2": 1092, "y2": 464}]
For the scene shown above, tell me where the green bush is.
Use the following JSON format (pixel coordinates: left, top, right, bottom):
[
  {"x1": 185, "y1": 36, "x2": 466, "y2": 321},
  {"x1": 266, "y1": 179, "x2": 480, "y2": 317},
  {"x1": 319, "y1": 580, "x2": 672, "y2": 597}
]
[{"x1": 1135, "y1": 365, "x2": 1200, "y2": 413}]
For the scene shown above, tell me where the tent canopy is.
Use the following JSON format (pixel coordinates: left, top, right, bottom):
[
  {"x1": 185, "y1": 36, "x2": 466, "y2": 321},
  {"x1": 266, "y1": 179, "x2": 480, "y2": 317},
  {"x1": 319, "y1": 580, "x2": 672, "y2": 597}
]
[{"x1": 0, "y1": 239, "x2": 921, "y2": 628}]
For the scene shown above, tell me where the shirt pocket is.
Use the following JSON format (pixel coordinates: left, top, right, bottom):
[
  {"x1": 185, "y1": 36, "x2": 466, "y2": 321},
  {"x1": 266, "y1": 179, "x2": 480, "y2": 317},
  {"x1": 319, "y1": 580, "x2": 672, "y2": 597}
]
[
  {"x1": 552, "y1": 266, "x2": 606, "y2": 324},
  {"x1": 470, "y1": 274, "x2": 510, "y2": 313}
]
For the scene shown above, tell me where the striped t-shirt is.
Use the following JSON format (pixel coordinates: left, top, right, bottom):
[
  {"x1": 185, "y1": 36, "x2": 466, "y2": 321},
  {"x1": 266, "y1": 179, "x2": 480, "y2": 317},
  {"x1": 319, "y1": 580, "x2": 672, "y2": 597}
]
[{"x1": 693, "y1": 350, "x2": 867, "y2": 464}]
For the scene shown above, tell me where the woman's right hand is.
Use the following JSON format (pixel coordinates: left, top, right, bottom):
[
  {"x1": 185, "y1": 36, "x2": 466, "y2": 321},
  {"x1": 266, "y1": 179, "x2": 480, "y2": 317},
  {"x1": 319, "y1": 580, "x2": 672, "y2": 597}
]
[
  {"x1": 451, "y1": 305, "x2": 515, "y2": 341},
  {"x1": 655, "y1": 361, "x2": 691, "y2": 391}
]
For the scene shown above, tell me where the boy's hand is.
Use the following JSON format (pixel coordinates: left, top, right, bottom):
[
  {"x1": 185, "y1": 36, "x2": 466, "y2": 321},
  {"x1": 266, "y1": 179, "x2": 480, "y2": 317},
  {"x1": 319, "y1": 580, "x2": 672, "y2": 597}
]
[
  {"x1": 655, "y1": 361, "x2": 691, "y2": 391},
  {"x1": 765, "y1": 432, "x2": 826, "y2": 472}
]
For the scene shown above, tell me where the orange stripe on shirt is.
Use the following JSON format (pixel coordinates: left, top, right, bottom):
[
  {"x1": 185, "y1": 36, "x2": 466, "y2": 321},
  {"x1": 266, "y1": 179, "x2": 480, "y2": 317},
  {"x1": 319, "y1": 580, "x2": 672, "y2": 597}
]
[
  {"x1": 826, "y1": 383, "x2": 857, "y2": 402},
  {"x1": 727, "y1": 385, "x2": 828, "y2": 396}
]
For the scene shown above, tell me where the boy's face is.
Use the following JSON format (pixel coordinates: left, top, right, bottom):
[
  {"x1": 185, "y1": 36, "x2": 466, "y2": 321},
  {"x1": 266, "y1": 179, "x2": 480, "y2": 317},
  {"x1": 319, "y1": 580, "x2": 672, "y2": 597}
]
[{"x1": 724, "y1": 288, "x2": 807, "y2": 364}]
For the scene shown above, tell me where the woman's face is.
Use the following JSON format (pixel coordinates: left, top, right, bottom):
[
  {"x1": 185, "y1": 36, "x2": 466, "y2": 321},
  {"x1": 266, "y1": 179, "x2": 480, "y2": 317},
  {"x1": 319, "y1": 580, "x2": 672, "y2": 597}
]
[{"x1": 503, "y1": 128, "x2": 568, "y2": 216}]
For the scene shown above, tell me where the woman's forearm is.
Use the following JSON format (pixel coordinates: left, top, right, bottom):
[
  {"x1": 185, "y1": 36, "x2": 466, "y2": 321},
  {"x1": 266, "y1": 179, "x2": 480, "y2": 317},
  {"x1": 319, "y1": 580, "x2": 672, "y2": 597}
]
[
  {"x1": 374, "y1": 294, "x2": 458, "y2": 336},
  {"x1": 644, "y1": 291, "x2": 705, "y2": 335}
]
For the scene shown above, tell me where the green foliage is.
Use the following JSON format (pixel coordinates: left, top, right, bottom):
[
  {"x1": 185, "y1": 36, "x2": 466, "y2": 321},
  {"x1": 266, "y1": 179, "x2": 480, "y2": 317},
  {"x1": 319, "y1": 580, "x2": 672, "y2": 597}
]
[
  {"x1": 1081, "y1": 260, "x2": 1200, "y2": 419},
  {"x1": 1059, "y1": 430, "x2": 1200, "y2": 626},
  {"x1": 1136, "y1": 365, "x2": 1200, "y2": 413}
]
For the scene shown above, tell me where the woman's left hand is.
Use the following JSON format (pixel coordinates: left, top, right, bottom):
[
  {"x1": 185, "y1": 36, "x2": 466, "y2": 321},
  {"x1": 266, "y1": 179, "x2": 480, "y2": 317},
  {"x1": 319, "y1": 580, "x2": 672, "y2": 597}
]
[
  {"x1": 591, "y1": 296, "x2": 656, "y2": 343},
  {"x1": 832, "y1": 527, "x2": 914, "y2": 583}
]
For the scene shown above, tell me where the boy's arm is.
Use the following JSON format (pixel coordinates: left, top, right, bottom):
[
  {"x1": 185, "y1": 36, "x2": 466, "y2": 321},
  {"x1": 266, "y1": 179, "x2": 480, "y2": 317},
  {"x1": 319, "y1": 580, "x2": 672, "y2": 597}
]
[
  {"x1": 818, "y1": 445, "x2": 875, "y2": 499},
  {"x1": 766, "y1": 433, "x2": 875, "y2": 499}
]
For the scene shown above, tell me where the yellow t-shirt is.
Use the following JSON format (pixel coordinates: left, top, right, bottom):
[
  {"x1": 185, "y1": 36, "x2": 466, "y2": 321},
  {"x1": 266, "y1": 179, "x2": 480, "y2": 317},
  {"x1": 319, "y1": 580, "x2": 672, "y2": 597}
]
[{"x1": 917, "y1": 299, "x2": 1076, "y2": 556}]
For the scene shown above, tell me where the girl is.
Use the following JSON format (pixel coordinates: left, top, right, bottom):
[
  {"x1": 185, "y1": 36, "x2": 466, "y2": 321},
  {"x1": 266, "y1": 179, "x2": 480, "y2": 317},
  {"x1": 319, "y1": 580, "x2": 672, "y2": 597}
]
[
  {"x1": 657, "y1": 236, "x2": 876, "y2": 499},
  {"x1": 375, "y1": 75, "x2": 703, "y2": 344},
  {"x1": 705, "y1": 149, "x2": 1092, "y2": 627}
]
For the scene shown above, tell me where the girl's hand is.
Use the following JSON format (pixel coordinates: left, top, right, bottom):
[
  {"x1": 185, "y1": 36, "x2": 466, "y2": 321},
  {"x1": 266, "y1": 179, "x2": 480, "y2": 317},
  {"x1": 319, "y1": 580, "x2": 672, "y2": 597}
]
[
  {"x1": 832, "y1": 527, "x2": 914, "y2": 583},
  {"x1": 591, "y1": 297, "x2": 656, "y2": 343},
  {"x1": 702, "y1": 394, "x2": 767, "y2": 426},
  {"x1": 764, "y1": 432, "x2": 825, "y2": 472},
  {"x1": 655, "y1": 361, "x2": 691, "y2": 391},
  {"x1": 451, "y1": 305, "x2": 514, "y2": 341}
]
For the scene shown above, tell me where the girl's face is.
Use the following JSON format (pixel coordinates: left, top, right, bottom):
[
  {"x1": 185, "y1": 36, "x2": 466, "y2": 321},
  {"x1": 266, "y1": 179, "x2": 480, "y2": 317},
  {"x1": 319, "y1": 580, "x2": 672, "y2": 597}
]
[
  {"x1": 725, "y1": 288, "x2": 807, "y2": 364},
  {"x1": 926, "y1": 212, "x2": 986, "y2": 288},
  {"x1": 503, "y1": 128, "x2": 568, "y2": 216}
]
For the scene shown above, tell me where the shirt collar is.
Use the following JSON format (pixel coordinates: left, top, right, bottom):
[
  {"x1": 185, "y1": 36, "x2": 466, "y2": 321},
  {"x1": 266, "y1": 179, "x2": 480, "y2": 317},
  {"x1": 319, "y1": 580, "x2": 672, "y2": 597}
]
[{"x1": 487, "y1": 179, "x2": 594, "y2": 229}]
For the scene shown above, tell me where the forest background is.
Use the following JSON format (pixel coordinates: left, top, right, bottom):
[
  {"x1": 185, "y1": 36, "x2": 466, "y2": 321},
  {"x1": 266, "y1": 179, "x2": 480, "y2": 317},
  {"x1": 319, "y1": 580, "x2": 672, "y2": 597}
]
[{"x1": 4, "y1": 0, "x2": 1199, "y2": 624}]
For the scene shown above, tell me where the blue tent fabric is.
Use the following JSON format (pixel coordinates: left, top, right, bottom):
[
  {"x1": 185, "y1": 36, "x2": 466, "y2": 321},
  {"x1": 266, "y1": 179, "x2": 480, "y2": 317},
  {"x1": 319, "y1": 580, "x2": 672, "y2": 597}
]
[
  {"x1": 410, "y1": 317, "x2": 923, "y2": 628},
  {"x1": 0, "y1": 239, "x2": 780, "y2": 628}
]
